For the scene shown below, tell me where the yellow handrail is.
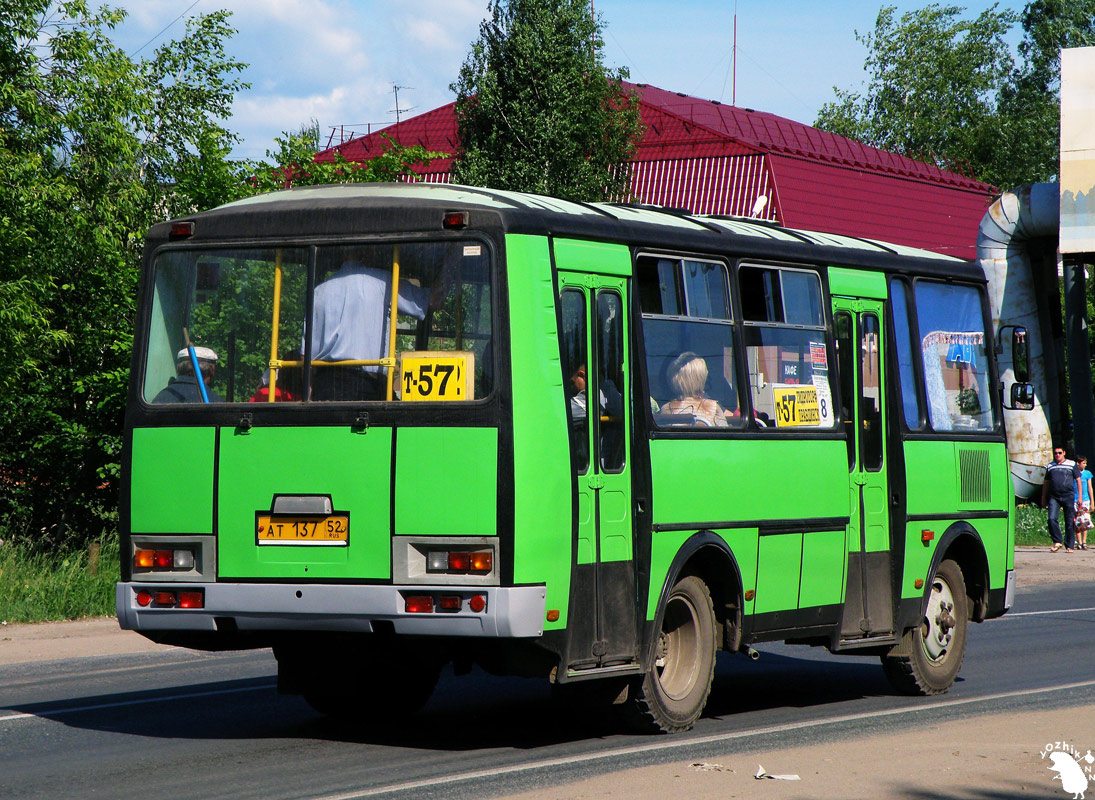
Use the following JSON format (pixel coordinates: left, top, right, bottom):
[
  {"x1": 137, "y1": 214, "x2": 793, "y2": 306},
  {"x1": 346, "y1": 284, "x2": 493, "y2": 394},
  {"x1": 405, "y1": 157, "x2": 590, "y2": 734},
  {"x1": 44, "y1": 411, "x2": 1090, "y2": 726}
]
[
  {"x1": 267, "y1": 249, "x2": 283, "y2": 402},
  {"x1": 385, "y1": 244, "x2": 400, "y2": 401}
]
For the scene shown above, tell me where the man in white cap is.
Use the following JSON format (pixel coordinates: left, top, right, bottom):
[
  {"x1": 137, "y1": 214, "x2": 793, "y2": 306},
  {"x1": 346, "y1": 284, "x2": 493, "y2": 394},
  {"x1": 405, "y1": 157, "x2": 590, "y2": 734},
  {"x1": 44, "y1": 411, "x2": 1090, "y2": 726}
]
[{"x1": 151, "y1": 346, "x2": 224, "y2": 403}]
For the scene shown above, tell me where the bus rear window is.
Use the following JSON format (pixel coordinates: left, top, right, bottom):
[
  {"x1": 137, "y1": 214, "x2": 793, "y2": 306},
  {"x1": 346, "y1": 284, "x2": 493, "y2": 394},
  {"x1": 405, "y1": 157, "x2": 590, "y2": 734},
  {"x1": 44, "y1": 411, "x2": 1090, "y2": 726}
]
[{"x1": 142, "y1": 241, "x2": 492, "y2": 404}]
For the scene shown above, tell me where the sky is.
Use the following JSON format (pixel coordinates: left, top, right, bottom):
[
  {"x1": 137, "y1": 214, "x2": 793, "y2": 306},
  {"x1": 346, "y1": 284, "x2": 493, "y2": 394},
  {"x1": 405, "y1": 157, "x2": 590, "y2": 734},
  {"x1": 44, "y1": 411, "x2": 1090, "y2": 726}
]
[{"x1": 107, "y1": 0, "x2": 1027, "y2": 161}]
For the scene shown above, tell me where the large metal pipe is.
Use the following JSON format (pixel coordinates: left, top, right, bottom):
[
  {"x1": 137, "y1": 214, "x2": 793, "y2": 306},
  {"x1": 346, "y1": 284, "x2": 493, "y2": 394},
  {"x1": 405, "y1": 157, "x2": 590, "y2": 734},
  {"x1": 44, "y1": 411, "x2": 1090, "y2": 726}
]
[{"x1": 977, "y1": 183, "x2": 1060, "y2": 498}]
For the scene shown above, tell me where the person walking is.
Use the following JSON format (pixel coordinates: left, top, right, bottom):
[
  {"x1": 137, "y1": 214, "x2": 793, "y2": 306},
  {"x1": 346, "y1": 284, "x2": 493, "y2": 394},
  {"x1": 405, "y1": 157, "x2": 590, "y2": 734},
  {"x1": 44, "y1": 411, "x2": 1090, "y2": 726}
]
[
  {"x1": 1042, "y1": 446, "x2": 1082, "y2": 553},
  {"x1": 1075, "y1": 455, "x2": 1093, "y2": 551}
]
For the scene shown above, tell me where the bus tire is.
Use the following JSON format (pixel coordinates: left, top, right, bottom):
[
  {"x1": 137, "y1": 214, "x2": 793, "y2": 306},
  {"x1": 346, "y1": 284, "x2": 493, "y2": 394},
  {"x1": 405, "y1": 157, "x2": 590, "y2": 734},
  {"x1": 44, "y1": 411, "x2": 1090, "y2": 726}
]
[
  {"x1": 881, "y1": 559, "x2": 968, "y2": 696},
  {"x1": 622, "y1": 575, "x2": 717, "y2": 733}
]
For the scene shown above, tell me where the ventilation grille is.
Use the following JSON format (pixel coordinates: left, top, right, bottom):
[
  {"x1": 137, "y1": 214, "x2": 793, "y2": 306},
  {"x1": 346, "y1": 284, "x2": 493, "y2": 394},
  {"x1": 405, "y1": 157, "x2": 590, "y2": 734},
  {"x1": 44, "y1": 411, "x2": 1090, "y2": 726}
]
[{"x1": 958, "y1": 448, "x2": 991, "y2": 503}]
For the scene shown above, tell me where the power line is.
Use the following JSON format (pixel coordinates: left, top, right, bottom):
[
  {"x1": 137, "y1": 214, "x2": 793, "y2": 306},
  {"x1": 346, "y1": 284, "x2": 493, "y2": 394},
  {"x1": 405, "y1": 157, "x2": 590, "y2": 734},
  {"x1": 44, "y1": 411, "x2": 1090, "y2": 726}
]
[{"x1": 129, "y1": 0, "x2": 203, "y2": 57}]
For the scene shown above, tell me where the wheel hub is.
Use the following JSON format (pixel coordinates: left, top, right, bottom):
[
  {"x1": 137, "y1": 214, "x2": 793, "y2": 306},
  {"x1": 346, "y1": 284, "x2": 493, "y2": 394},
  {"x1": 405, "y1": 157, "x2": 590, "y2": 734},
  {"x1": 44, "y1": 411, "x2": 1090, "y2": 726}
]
[{"x1": 921, "y1": 577, "x2": 958, "y2": 662}]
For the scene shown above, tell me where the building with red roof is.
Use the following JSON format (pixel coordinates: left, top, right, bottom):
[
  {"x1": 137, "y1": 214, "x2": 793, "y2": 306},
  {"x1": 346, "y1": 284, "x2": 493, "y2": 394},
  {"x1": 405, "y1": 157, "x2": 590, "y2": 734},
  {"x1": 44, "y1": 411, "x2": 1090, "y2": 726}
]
[{"x1": 315, "y1": 82, "x2": 996, "y2": 259}]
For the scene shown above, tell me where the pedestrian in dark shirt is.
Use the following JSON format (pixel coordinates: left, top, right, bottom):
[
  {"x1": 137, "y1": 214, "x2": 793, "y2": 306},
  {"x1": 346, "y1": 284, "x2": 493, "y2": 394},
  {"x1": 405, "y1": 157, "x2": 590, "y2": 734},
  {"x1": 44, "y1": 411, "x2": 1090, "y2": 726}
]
[{"x1": 1042, "y1": 446, "x2": 1081, "y2": 553}]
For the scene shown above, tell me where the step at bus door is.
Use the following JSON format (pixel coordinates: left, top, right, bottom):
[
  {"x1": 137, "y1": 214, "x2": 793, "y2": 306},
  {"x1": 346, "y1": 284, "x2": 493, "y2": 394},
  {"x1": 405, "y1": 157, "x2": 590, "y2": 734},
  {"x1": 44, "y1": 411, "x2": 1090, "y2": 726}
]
[
  {"x1": 558, "y1": 272, "x2": 637, "y2": 670},
  {"x1": 833, "y1": 298, "x2": 894, "y2": 638}
]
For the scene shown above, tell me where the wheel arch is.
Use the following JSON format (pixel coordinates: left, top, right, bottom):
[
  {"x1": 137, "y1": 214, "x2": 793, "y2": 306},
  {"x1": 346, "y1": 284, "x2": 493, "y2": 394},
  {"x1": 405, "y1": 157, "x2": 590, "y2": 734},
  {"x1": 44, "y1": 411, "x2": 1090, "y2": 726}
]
[
  {"x1": 644, "y1": 531, "x2": 743, "y2": 668},
  {"x1": 926, "y1": 522, "x2": 990, "y2": 623}
]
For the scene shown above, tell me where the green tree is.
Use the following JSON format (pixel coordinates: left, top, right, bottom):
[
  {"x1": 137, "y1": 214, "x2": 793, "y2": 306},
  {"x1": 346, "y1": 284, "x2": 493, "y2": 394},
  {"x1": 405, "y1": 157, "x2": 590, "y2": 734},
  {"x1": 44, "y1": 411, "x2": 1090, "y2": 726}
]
[
  {"x1": 815, "y1": 4, "x2": 1016, "y2": 184},
  {"x1": 817, "y1": 2, "x2": 1095, "y2": 189},
  {"x1": 991, "y1": 0, "x2": 1095, "y2": 186},
  {"x1": 0, "y1": 1, "x2": 246, "y2": 550},
  {"x1": 450, "y1": 0, "x2": 643, "y2": 202},
  {"x1": 244, "y1": 129, "x2": 446, "y2": 195}
]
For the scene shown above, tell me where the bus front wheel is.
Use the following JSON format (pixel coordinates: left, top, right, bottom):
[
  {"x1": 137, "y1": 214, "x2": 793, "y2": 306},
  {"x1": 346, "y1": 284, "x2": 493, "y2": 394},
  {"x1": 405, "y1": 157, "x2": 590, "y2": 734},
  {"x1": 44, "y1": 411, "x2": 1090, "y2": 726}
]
[
  {"x1": 622, "y1": 575, "x2": 717, "y2": 733},
  {"x1": 881, "y1": 558, "x2": 968, "y2": 695}
]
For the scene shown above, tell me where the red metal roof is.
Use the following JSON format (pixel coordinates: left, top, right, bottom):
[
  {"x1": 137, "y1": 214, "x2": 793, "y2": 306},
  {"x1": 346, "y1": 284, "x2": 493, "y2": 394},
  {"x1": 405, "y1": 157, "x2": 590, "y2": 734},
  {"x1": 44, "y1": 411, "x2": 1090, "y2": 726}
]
[{"x1": 315, "y1": 82, "x2": 996, "y2": 259}]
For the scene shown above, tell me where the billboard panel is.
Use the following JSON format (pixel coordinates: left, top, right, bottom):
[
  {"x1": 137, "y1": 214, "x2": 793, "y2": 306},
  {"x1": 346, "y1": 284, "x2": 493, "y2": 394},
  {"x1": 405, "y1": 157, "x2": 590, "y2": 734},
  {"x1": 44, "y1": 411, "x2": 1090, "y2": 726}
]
[{"x1": 1061, "y1": 47, "x2": 1095, "y2": 254}]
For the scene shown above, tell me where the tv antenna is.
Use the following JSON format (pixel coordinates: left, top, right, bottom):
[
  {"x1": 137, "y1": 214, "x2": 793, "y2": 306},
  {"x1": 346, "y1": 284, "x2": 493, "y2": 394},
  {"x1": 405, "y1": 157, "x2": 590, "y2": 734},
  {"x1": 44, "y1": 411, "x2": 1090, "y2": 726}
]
[{"x1": 391, "y1": 84, "x2": 416, "y2": 125}]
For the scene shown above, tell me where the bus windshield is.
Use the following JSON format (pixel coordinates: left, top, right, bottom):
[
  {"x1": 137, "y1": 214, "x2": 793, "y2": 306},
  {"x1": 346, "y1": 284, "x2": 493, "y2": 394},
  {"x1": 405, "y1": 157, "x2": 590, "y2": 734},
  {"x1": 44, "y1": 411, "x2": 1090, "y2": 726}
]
[{"x1": 141, "y1": 240, "x2": 493, "y2": 404}]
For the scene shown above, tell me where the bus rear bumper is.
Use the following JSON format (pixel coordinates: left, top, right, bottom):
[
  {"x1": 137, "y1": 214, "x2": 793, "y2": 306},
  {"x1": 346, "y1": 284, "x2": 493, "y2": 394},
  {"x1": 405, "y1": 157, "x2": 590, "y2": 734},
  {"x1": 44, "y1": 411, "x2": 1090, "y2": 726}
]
[{"x1": 116, "y1": 582, "x2": 546, "y2": 638}]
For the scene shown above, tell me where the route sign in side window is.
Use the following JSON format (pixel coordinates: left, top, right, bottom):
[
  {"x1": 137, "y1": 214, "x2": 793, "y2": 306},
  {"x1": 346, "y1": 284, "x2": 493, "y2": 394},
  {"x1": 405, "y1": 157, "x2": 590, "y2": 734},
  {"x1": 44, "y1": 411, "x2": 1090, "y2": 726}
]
[{"x1": 739, "y1": 265, "x2": 834, "y2": 430}]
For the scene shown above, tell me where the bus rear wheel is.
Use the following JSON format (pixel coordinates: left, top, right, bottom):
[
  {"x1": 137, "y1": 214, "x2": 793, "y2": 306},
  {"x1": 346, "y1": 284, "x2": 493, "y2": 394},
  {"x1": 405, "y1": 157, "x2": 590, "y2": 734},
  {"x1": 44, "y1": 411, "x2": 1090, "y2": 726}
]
[
  {"x1": 622, "y1": 575, "x2": 717, "y2": 733},
  {"x1": 881, "y1": 558, "x2": 968, "y2": 696}
]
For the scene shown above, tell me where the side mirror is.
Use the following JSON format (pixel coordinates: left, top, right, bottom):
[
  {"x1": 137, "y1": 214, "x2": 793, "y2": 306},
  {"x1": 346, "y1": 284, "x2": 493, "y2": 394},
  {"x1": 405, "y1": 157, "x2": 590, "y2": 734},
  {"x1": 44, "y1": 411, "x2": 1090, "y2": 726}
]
[
  {"x1": 1010, "y1": 326, "x2": 1030, "y2": 383},
  {"x1": 1009, "y1": 382, "x2": 1035, "y2": 411}
]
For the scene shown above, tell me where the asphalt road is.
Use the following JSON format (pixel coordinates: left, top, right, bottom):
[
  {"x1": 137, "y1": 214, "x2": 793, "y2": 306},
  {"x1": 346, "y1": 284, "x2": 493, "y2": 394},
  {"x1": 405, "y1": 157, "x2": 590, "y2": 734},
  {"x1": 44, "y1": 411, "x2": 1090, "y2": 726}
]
[{"x1": 2, "y1": 582, "x2": 1094, "y2": 800}]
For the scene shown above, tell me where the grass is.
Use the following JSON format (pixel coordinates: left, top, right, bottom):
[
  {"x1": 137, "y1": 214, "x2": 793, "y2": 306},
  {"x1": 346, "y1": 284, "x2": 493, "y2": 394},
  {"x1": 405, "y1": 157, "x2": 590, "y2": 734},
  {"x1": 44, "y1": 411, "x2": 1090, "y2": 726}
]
[{"x1": 0, "y1": 535, "x2": 120, "y2": 623}]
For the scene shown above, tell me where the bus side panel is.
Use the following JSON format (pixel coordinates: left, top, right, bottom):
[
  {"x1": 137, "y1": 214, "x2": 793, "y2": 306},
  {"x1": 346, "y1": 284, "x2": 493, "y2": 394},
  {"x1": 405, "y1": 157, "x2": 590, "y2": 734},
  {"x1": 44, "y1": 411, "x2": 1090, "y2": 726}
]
[
  {"x1": 647, "y1": 438, "x2": 847, "y2": 618},
  {"x1": 216, "y1": 426, "x2": 394, "y2": 580},
  {"x1": 506, "y1": 234, "x2": 573, "y2": 631},
  {"x1": 130, "y1": 427, "x2": 215, "y2": 534},
  {"x1": 902, "y1": 439, "x2": 1012, "y2": 597},
  {"x1": 647, "y1": 528, "x2": 759, "y2": 620},
  {"x1": 394, "y1": 427, "x2": 498, "y2": 536}
]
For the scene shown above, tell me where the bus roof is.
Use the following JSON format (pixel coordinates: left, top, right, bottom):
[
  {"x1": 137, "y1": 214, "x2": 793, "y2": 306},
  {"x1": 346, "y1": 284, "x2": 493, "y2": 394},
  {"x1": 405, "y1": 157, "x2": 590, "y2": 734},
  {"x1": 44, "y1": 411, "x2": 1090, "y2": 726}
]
[{"x1": 152, "y1": 183, "x2": 981, "y2": 281}]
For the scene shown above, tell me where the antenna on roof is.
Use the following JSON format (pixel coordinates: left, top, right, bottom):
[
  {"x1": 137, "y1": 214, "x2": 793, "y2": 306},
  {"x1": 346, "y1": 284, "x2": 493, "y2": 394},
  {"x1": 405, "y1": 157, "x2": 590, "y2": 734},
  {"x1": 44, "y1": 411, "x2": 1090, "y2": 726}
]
[
  {"x1": 732, "y1": 2, "x2": 737, "y2": 106},
  {"x1": 391, "y1": 84, "x2": 416, "y2": 125}
]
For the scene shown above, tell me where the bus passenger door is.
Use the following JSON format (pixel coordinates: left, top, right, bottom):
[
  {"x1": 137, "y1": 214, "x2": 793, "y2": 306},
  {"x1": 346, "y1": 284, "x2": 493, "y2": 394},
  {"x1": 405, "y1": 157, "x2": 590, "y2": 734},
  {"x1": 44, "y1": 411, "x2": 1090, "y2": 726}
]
[
  {"x1": 833, "y1": 298, "x2": 894, "y2": 639},
  {"x1": 558, "y1": 273, "x2": 637, "y2": 671}
]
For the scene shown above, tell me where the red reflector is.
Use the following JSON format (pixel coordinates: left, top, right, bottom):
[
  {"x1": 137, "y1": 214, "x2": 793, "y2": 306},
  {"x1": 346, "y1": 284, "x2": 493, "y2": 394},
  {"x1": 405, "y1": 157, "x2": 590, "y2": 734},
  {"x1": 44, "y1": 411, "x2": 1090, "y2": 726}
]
[
  {"x1": 405, "y1": 595, "x2": 434, "y2": 613},
  {"x1": 154, "y1": 591, "x2": 176, "y2": 607},
  {"x1": 169, "y1": 221, "x2": 194, "y2": 239},
  {"x1": 921, "y1": 529, "x2": 935, "y2": 543},
  {"x1": 136, "y1": 590, "x2": 153, "y2": 607},
  {"x1": 546, "y1": 609, "x2": 560, "y2": 622},
  {"x1": 442, "y1": 211, "x2": 468, "y2": 229},
  {"x1": 469, "y1": 594, "x2": 486, "y2": 613},
  {"x1": 469, "y1": 551, "x2": 492, "y2": 573},
  {"x1": 448, "y1": 552, "x2": 471, "y2": 571},
  {"x1": 438, "y1": 595, "x2": 462, "y2": 611},
  {"x1": 177, "y1": 591, "x2": 204, "y2": 609},
  {"x1": 153, "y1": 550, "x2": 173, "y2": 568}
]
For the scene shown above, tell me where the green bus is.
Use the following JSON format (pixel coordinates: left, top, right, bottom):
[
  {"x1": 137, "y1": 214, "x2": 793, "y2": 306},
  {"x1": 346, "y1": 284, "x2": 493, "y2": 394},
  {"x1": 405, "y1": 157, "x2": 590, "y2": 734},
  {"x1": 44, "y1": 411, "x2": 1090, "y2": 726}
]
[{"x1": 118, "y1": 183, "x2": 1026, "y2": 732}]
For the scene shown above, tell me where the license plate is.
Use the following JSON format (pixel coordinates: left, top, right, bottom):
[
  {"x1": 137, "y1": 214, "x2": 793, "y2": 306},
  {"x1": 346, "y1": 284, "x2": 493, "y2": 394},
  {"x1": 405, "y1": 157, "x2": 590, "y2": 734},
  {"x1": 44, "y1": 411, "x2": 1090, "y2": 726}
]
[{"x1": 256, "y1": 515, "x2": 349, "y2": 545}]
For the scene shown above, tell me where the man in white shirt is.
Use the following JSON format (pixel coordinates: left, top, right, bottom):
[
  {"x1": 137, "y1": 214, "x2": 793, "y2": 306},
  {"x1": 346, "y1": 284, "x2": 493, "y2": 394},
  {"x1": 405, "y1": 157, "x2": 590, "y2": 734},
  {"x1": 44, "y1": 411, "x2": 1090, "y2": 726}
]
[{"x1": 309, "y1": 259, "x2": 441, "y2": 401}]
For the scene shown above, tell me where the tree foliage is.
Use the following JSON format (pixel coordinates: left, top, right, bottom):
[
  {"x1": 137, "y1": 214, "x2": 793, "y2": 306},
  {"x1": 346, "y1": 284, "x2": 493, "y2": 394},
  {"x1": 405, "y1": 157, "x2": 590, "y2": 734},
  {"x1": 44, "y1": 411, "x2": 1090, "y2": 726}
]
[
  {"x1": 816, "y1": 2, "x2": 1095, "y2": 189},
  {"x1": 450, "y1": 0, "x2": 643, "y2": 202},
  {"x1": 0, "y1": 3, "x2": 448, "y2": 552},
  {"x1": 0, "y1": 1, "x2": 246, "y2": 549}
]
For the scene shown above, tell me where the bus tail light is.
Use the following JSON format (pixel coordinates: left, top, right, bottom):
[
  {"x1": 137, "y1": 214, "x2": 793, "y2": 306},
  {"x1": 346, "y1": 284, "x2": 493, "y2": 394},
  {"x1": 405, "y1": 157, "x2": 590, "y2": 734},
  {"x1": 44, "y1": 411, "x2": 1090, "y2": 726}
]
[
  {"x1": 135, "y1": 588, "x2": 204, "y2": 609},
  {"x1": 438, "y1": 595, "x2": 462, "y2": 611},
  {"x1": 134, "y1": 547, "x2": 195, "y2": 572},
  {"x1": 403, "y1": 593, "x2": 486, "y2": 614},
  {"x1": 405, "y1": 595, "x2": 434, "y2": 613},
  {"x1": 427, "y1": 549, "x2": 493, "y2": 574}
]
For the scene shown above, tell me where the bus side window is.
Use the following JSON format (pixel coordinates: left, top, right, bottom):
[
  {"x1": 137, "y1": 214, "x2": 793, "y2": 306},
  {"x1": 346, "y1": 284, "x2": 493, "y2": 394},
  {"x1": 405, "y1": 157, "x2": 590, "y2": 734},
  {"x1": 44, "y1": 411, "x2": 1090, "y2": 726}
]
[
  {"x1": 560, "y1": 289, "x2": 590, "y2": 473},
  {"x1": 834, "y1": 311, "x2": 856, "y2": 469},
  {"x1": 740, "y1": 265, "x2": 835, "y2": 431}
]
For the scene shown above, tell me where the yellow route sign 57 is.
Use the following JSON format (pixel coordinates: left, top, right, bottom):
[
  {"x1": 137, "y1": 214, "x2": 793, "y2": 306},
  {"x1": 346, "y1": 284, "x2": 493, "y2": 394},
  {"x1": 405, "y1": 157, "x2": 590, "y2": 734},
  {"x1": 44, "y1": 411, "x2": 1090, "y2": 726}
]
[
  {"x1": 400, "y1": 351, "x2": 475, "y2": 401},
  {"x1": 773, "y1": 384, "x2": 821, "y2": 427}
]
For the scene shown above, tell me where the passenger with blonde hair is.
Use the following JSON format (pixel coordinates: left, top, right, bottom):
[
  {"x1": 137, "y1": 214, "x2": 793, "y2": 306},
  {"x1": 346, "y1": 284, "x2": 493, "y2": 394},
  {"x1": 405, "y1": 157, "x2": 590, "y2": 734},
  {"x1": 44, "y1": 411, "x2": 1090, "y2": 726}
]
[{"x1": 661, "y1": 352, "x2": 729, "y2": 427}]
